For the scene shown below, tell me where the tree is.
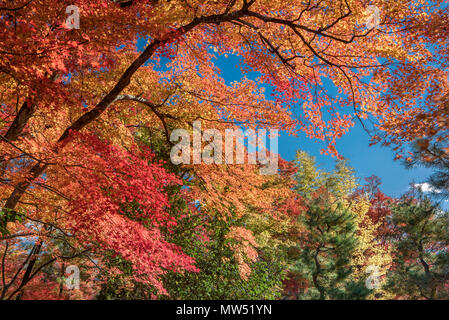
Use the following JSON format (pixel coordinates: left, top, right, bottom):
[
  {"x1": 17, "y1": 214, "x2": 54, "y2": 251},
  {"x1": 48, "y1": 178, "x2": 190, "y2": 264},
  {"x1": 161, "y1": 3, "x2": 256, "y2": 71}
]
[
  {"x1": 293, "y1": 150, "x2": 357, "y2": 198},
  {"x1": 405, "y1": 139, "x2": 449, "y2": 199},
  {"x1": 353, "y1": 175, "x2": 393, "y2": 239},
  {"x1": 159, "y1": 210, "x2": 286, "y2": 300},
  {"x1": 95, "y1": 125, "x2": 292, "y2": 299},
  {"x1": 0, "y1": 0, "x2": 443, "y2": 298},
  {"x1": 347, "y1": 196, "x2": 393, "y2": 300},
  {"x1": 295, "y1": 194, "x2": 365, "y2": 300},
  {"x1": 367, "y1": 3, "x2": 449, "y2": 158},
  {"x1": 290, "y1": 151, "x2": 363, "y2": 299},
  {"x1": 289, "y1": 151, "x2": 394, "y2": 299},
  {"x1": 386, "y1": 196, "x2": 449, "y2": 300}
]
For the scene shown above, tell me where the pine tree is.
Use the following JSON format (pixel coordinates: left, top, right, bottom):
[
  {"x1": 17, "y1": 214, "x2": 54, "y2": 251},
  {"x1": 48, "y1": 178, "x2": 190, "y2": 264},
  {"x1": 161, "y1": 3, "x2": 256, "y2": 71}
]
[
  {"x1": 386, "y1": 196, "x2": 449, "y2": 299},
  {"x1": 406, "y1": 139, "x2": 449, "y2": 198},
  {"x1": 290, "y1": 150, "x2": 371, "y2": 299},
  {"x1": 295, "y1": 195, "x2": 367, "y2": 299}
]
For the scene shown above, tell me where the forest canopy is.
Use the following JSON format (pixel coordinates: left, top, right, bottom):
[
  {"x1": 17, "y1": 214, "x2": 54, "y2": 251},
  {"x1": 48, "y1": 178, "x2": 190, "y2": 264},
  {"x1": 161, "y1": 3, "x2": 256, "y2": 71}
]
[{"x1": 0, "y1": 0, "x2": 448, "y2": 300}]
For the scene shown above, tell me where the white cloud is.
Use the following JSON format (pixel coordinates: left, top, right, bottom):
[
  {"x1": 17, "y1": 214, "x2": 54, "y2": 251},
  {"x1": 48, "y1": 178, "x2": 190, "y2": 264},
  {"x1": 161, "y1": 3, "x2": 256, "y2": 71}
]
[{"x1": 414, "y1": 183, "x2": 442, "y2": 194}]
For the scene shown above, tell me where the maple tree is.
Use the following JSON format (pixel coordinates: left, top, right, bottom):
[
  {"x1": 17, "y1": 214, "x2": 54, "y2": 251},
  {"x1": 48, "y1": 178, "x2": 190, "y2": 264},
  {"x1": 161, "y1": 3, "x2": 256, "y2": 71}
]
[
  {"x1": 347, "y1": 196, "x2": 393, "y2": 300},
  {"x1": 354, "y1": 175, "x2": 393, "y2": 237},
  {"x1": 370, "y1": 2, "x2": 449, "y2": 155},
  {"x1": 0, "y1": 0, "x2": 448, "y2": 300}
]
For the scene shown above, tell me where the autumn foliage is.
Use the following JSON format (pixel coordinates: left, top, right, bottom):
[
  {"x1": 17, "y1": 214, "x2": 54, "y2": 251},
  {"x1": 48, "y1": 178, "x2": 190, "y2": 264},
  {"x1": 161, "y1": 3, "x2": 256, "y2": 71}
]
[{"x1": 1, "y1": 0, "x2": 449, "y2": 300}]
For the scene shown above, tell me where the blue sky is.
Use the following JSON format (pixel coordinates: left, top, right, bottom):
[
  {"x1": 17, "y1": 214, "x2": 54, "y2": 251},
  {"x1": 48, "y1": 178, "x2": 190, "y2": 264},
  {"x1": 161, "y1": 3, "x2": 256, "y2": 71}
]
[
  {"x1": 137, "y1": 38, "x2": 434, "y2": 199},
  {"x1": 213, "y1": 54, "x2": 434, "y2": 198}
]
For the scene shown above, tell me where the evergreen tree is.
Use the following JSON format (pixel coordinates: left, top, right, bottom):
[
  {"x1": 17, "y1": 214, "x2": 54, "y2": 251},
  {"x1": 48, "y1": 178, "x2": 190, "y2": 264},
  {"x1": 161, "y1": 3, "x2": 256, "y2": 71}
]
[
  {"x1": 290, "y1": 150, "x2": 369, "y2": 299},
  {"x1": 294, "y1": 195, "x2": 368, "y2": 299},
  {"x1": 406, "y1": 139, "x2": 449, "y2": 198},
  {"x1": 386, "y1": 196, "x2": 449, "y2": 299}
]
